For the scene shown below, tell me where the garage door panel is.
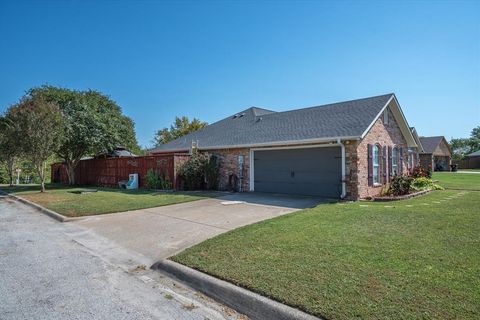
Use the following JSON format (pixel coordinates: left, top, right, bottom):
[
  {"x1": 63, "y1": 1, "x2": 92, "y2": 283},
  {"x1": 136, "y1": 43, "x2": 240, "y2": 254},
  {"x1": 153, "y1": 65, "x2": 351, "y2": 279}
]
[
  {"x1": 253, "y1": 147, "x2": 341, "y2": 198},
  {"x1": 255, "y1": 170, "x2": 339, "y2": 184}
]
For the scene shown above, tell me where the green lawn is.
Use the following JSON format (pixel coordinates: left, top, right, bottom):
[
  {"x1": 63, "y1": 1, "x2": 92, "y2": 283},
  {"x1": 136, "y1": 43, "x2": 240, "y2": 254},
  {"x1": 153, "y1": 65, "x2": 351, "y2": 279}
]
[
  {"x1": 433, "y1": 172, "x2": 480, "y2": 191},
  {"x1": 172, "y1": 174, "x2": 480, "y2": 319},
  {"x1": 0, "y1": 184, "x2": 215, "y2": 217}
]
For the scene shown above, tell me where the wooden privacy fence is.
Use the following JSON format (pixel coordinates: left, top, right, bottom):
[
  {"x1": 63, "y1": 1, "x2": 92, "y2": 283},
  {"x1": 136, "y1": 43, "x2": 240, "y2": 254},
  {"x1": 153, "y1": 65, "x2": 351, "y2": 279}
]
[
  {"x1": 453, "y1": 157, "x2": 480, "y2": 169},
  {"x1": 51, "y1": 154, "x2": 189, "y2": 189}
]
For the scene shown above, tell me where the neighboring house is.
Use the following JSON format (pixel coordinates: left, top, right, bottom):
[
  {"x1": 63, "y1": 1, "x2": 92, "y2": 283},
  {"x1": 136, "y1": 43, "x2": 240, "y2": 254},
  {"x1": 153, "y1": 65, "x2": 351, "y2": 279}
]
[
  {"x1": 408, "y1": 127, "x2": 424, "y2": 170},
  {"x1": 419, "y1": 136, "x2": 452, "y2": 171},
  {"x1": 151, "y1": 93, "x2": 418, "y2": 200},
  {"x1": 467, "y1": 150, "x2": 480, "y2": 158},
  {"x1": 95, "y1": 146, "x2": 137, "y2": 158},
  {"x1": 79, "y1": 146, "x2": 137, "y2": 161}
]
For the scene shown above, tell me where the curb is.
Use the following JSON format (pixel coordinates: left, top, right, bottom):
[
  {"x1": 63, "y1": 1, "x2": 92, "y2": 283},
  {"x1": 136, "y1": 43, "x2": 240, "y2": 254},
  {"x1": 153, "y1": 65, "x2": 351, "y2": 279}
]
[
  {"x1": 151, "y1": 259, "x2": 321, "y2": 320},
  {"x1": 0, "y1": 190, "x2": 76, "y2": 222}
]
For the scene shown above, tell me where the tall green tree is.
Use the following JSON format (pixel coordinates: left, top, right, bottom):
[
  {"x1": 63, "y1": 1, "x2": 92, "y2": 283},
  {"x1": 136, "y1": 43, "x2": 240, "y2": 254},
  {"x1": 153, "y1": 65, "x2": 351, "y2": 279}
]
[
  {"x1": 469, "y1": 126, "x2": 480, "y2": 152},
  {"x1": 7, "y1": 96, "x2": 64, "y2": 192},
  {"x1": 450, "y1": 126, "x2": 480, "y2": 160},
  {"x1": 450, "y1": 138, "x2": 471, "y2": 160},
  {"x1": 0, "y1": 115, "x2": 22, "y2": 186},
  {"x1": 154, "y1": 116, "x2": 207, "y2": 146},
  {"x1": 28, "y1": 85, "x2": 140, "y2": 185}
]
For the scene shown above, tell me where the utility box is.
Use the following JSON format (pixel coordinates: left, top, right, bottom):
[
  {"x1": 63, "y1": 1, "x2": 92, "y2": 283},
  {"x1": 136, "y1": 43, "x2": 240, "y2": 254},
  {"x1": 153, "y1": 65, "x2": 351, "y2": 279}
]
[{"x1": 126, "y1": 173, "x2": 139, "y2": 189}]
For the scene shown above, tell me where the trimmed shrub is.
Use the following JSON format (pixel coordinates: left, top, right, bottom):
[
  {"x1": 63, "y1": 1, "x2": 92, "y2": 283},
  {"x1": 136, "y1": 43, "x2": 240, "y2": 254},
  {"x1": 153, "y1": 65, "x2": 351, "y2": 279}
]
[
  {"x1": 177, "y1": 153, "x2": 219, "y2": 190},
  {"x1": 388, "y1": 176, "x2": 413, "y2": 196}
]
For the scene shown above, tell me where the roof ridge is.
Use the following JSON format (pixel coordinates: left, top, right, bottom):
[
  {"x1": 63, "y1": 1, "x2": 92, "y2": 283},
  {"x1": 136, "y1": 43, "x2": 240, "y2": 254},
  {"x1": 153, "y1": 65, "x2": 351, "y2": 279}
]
[
  {"x1": 251, "y1": 93, "x2": 394, "y2": 118},
  {"x1": 420, "y1": 135, "x2": 444, "y2": 138}
]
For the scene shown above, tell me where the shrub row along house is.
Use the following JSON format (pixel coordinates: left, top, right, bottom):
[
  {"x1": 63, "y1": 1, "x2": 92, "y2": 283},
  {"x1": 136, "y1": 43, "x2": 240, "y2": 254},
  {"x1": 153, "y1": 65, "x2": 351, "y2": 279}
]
[{"x1": 150, "y1": 93, "x2": 449, "y2": 200}]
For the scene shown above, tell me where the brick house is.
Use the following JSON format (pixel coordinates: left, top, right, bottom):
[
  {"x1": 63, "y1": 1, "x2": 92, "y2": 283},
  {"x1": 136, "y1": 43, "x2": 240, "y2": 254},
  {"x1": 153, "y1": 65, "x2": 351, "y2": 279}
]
[
  {"x1": 408, "y1": 127, "x2": 424, "y2": 170},
  {"x1": 419, "y1": 136, "x2": 452, "y2": 171},
  {"x1": 151, "y1": 94, "x2": 418, "y2": 200}
]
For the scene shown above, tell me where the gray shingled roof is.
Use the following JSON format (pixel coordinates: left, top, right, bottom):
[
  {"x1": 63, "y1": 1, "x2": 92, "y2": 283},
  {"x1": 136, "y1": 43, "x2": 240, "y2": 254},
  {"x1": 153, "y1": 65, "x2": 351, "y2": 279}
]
[
  {"x1": 152, "y1": 94, "x2": 394, "y2": 152},
  {"x1": 467, "y1": 150, "x2": 480, "y2": 157},
  {"x1": 419, "y1": 136, "x2": 444, "y2": 154}
]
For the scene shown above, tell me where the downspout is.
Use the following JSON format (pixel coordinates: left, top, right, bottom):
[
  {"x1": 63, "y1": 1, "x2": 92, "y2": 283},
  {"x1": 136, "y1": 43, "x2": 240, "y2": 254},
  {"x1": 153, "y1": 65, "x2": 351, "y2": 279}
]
[{"x1": 337, "y1": 139, "x2": 347, "y2": 199}]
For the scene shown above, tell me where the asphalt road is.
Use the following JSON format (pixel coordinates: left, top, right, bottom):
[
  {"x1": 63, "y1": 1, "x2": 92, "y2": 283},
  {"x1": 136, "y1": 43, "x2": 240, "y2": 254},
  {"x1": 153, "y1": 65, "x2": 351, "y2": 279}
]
[{"x1": 0, "y1": 196, "x2": 243, "y2": 320}]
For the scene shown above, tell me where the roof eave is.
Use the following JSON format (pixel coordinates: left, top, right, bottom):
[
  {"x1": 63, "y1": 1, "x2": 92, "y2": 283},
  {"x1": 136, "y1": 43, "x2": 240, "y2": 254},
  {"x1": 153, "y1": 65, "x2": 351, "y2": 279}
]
[
  {"x1": 196, "y1": 136, "x2": 361, "y2": 151},
  {"x1": 151, "y1": 136, "x2": 361, "y2": 153},
  {"x1": 361, "y1": 94, "x2": 418, "y2": 148}
]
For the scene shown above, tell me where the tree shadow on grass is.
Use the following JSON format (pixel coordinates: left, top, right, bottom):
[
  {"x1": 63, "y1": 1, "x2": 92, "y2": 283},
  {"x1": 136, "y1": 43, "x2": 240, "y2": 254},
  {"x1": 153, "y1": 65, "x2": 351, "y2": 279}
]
[
  {"x1": 0, "y1": 183, "x2": 222, "y2": 199},
  {"x1": 0, "y1": 183, "x2": 68, "y2": 194}
]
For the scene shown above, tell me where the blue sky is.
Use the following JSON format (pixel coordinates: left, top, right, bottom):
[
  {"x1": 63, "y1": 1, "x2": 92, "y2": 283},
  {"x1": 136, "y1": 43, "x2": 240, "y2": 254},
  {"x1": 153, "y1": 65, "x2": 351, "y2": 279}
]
[{"x1": 1, "y1": 0, "x2": 479, "y2": 148}]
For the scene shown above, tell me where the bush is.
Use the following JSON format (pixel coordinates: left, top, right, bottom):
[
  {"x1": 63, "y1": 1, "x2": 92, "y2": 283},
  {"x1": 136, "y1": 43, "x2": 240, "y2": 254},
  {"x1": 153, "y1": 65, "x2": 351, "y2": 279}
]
[
  {"x1": 411, "y1": 177, "x2": 444, "y2": 191},
  {"x1": 410, "y1": 165, "x2": 432, "y2": 179},
  {"x1": 145, "y1": 168, "x2": 172, "y2": 190},
  {"x1": 177, "y1": 153, "x2": 219, "y2": 190},
  {"x1": 388, "y1": 176, "x2": 413, "y2": 196}
]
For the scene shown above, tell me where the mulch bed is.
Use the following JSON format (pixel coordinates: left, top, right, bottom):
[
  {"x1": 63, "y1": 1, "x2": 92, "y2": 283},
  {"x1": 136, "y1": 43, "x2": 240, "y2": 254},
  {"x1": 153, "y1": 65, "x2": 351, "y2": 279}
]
[{"x1": 373, "y1": 189, "x2": 432, "y2": 202}]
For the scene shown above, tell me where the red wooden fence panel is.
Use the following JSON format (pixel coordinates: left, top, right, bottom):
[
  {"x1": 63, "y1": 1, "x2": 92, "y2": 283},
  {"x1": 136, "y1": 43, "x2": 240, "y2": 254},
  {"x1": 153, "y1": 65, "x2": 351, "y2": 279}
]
[{"x1": 51, "y1": 154, "x2": 179, "y2": 189}]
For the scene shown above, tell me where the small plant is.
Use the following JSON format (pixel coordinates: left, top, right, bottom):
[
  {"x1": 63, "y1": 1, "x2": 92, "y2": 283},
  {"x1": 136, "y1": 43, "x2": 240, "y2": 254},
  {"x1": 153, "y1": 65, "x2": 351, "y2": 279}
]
[
  {"x1": 145, "y1": 168, "x2": 172, "y2": 190},
  {"x1": 411, "y1": 177, "x2": 444, "y2": 191},
  {"x1": 145, "y1": 168, "x2": 161, "y2": 189},
  {"x1": 379, "y1": 183, "x2": 390, "y2": 197},
  {"x1": 160, "y1": 175, "x2": 172, "y2": 190},
  {"x1": 388, "y1": 176, "x2": 413, "y2": 196}
]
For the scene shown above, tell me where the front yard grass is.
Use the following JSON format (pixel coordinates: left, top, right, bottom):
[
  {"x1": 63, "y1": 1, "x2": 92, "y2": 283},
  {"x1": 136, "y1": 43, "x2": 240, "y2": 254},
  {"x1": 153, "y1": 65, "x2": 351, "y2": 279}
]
[
  {"x1": 433, "y1": 171, "x2": 480, "y2": 190},
  {"x1": 172, "y1": 173, "x2": 480, "y2": 319},
  {"x1": 0, "y1": 184, "x2": 215, "y2": 217}
]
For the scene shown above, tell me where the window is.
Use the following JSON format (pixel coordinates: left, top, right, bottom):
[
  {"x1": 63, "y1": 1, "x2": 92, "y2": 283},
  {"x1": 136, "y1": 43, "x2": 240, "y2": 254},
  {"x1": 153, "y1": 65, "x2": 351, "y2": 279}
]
[
  {"x1": 392, "y1": 147, "x2": 398, "y2": 175},
  {"x1": 373, "y1": 145, "x2": 380, "y2": 184},
  {"x1": 383, "y1": 109, "x2": 389, "y2": 124}
]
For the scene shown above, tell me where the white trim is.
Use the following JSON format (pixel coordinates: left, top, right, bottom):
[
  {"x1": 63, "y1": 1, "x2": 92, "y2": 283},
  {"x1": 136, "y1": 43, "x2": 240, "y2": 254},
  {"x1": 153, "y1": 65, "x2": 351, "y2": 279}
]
[
  {"x1": 360, "y1": 95, "x2": 394, "y2": 138},
  {"x1": 391, "y1": 95, "x2": 418, "y2": 148},
  {"x1": 372, "y1": 144, "x2": 381, "y2": 184},
  {"x1": 392, "y1": 145, "x2": 398, "y2": 176},
  {"x1": 338, "y1": 139, "x2": 346, "y2": 198},
  {"x1": 360, "y1": 94, "x2": 417, "y2": 148},
  {"x1": 249, "y1": 148, "x2": 254, "y2": 191},
  {"x1": 198, "y1": 136, "x2": 360, "y2": 151},
  {"x1": 249, "y1": 142, "x2": 344, "y2": 198}
]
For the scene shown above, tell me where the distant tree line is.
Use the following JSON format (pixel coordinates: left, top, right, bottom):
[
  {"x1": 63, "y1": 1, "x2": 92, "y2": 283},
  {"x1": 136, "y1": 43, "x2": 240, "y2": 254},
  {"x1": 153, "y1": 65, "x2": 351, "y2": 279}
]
[
  {"x1": 0, "y1": 85, "x2": 140, "y2": 191},
  {"x1": 450, "y1": 126, "x2": 480, "y2": 160}
]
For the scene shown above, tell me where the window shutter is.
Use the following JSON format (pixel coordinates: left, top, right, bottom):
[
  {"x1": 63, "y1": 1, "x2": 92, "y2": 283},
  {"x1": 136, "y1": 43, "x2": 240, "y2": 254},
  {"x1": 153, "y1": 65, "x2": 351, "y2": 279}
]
[
  {"x1": 367, "y1": 144, "x2": 373, "y2": 186},
  {"x1": 388, "y1": 146, "x2": 393, "y2": 178},
  {"x1": 382, "y1": 146, "x2": 387, "y2": 184},
  {"x1": 399, "y1": 147, "x2": 404, "y2": 175}
]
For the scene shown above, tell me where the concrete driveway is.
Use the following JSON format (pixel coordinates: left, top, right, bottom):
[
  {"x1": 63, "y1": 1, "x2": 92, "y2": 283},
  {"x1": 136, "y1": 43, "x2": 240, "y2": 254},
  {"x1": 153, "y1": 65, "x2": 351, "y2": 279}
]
[{"x1": 74, "y1": 193, "x2": 323, "y2": 265}]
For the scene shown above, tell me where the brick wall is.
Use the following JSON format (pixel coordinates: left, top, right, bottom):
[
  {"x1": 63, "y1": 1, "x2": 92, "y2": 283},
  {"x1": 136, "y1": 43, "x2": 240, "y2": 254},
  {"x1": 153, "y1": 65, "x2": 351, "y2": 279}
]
[
  {"x1": 355, "y1": 107, "x2": 408, "y2": 199},
  {"x1": 209, "y1": 148, "x2": 250, "y2": 192},
  {"x1": 344, "y1": 140, "x2": 360, "y2": 200},
  {"x1": 420, "y1": 153, "x2": 433, "y2": 170}
]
